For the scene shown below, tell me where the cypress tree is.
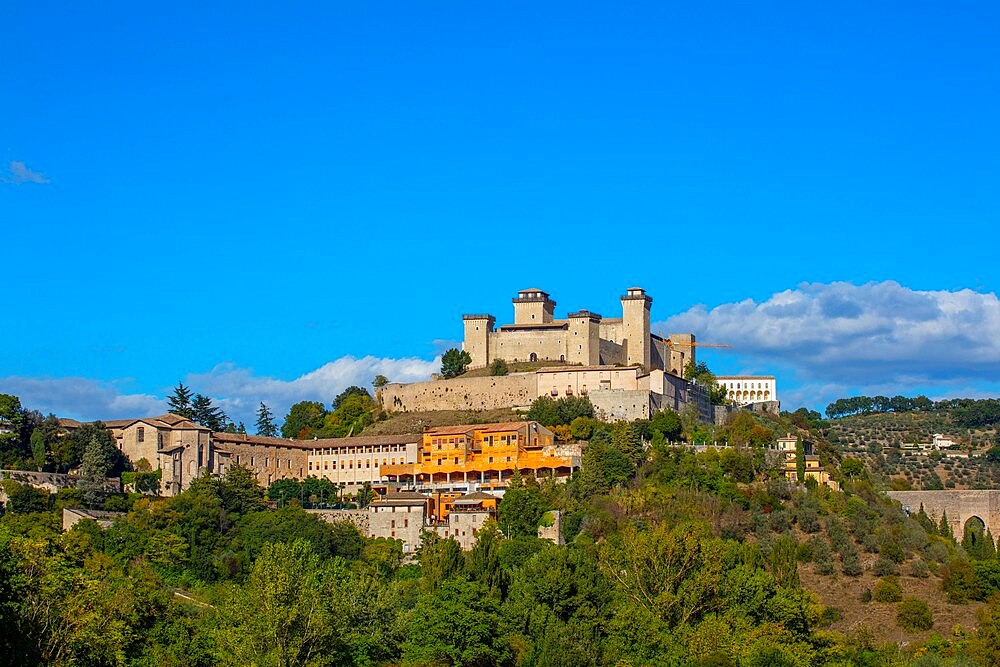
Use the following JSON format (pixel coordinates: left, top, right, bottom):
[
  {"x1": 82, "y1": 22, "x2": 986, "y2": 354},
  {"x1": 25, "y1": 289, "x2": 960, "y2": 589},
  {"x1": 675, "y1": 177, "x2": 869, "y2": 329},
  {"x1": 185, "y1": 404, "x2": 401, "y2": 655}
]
[{"x1": 939, "y1": 510, "x2": 954, "y2": 541}]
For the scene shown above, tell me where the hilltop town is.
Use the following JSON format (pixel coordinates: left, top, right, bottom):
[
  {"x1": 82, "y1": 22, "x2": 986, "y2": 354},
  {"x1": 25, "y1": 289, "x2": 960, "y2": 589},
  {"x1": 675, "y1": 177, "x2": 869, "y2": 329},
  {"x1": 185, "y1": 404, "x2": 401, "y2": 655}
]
[{"x1": 2, "y1": 288, "x2": 1000, "y2": 665}]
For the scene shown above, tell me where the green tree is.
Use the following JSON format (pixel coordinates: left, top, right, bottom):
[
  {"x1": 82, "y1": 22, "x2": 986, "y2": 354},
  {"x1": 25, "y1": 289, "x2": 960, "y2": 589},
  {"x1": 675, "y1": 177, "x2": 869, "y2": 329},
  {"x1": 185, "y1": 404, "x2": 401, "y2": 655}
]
[
  {"x1": 255, "y1": 402, "x2": 279, "y2": 437},
  {"x1": 356, "y1": 481, "x2": 376, "y2": 508},
  {"x1": 191, "y1": 394, "x2": 228, "y2": 431},
  {"x1": 0, "y1": 394, "x2": 28, "y2": 468},
  {"x1": 166, "y1": 381, "x2": 195, "y2": 419},
  {"x1": 683, "y1": 361, "x2": 728, "y2": 405},
  {"x1": 441, "y1": 348, "x2": 473, "y2": 379},
  {"x1": 466, "y1": 520, "x2": 506, "y2": 597},
  {"x1": 373, "y1": 374, "x2": 389, "y2": 388},
  {"x1": 281, "y1": 401, "x2": 327, "y2": 439},
  {"x1": 214, "y1": 539, "x2": 336, "y2": 667},
  {"x1": 418, "y1": 533, "x2": 465, "y2": 590},
  {"x1": 29, "y1": 429, "x2": 46, "y2": 471},
  {"x1": 220, "y1": 464, "x2": 265, "y2": 516},
  {"x1": 650, "y1": 409, "x2": 683, "y2": 441},
  {"x1": 322, "y1": 390, "x2": 376, "y2": 438},
  {"x1": 78, "y1": 434, "x2": 114, "y2": 508},
  {"x1": 401, "y1": 577, "x2": 511, "y2": 667},
  {"x1": 498, "y1": 473, "x2": 546, "y2": 538}
]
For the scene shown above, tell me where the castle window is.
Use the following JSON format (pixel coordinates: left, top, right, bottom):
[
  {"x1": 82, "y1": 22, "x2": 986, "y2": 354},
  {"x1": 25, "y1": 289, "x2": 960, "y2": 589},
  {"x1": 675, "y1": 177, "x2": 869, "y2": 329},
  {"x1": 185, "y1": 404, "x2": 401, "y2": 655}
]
[{"x1": 137, "y1": 427, "x2": 145, "y2": 442}]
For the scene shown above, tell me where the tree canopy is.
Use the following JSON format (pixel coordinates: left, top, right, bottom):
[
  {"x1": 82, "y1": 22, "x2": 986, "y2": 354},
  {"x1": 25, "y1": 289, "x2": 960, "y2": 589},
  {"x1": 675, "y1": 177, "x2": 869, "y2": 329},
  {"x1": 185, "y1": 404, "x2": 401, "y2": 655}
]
[{"x1": 441, "y1": 348, "x2": 472, "y2": 379}]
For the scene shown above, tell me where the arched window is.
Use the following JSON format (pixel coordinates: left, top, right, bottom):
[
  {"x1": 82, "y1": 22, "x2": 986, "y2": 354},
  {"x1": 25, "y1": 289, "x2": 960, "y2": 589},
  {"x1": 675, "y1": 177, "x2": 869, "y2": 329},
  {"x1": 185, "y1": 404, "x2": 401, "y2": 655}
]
[{"x1": 530, "y1": 352, "x2": 538, "y2": 362}]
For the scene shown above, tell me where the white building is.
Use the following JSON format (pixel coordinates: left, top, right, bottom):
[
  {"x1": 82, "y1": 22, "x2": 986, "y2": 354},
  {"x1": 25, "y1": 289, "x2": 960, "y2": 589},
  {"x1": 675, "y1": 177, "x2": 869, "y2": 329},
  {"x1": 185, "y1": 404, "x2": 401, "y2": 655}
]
[{"x1": 716, "y1": 376, "x2": 777, "y2": 405}]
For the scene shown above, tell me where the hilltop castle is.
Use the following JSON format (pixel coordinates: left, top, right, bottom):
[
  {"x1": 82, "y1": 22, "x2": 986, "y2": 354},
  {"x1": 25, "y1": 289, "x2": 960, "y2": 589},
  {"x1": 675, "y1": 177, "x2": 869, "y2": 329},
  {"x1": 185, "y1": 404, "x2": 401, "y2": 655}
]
[{"x1": 462, "y1": 287, "x2": 695, "y2": 375}]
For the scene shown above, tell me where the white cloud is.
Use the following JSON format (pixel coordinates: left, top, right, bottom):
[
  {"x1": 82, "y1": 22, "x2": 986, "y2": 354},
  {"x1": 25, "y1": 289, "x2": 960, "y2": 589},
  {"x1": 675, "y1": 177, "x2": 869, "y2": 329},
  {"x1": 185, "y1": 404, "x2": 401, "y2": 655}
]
[
  {"x1": 187, "y1": 354, "x2": 439, "y2": 426},
  {"x1": 2, "y1": 160, "x2": 51, "y2": 185},
  {"x1": 0, "y1": 376, "x2": 164, "y2": 420},
  {"x1": 659, "y1": 281, "x2": 1000, "y2": 404},
  {"x1": 0, "y1": 354, "x2": 439, "y2": 428}
]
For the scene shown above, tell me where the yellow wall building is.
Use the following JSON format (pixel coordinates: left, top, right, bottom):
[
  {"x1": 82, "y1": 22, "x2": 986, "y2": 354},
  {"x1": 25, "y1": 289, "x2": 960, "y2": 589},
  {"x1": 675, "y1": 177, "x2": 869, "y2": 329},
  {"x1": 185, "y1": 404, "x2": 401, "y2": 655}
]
[{"x1": 381, "y1": 421, "x2": 580, "y2": 495}]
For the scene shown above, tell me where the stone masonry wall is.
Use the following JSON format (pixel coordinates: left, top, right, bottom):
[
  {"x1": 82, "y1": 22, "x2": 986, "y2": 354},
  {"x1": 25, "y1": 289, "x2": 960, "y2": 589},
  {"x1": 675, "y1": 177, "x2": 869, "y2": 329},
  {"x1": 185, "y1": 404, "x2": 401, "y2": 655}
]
[
  {"x1": 887, "y1": 490, "x2": 1000, "y2": 538},
  {"x1": 379, "y1": 373, "x2": 536, "y2": 413},
  {"x1": 306, "y1": 509, "x2": 370, "y2": 535}
]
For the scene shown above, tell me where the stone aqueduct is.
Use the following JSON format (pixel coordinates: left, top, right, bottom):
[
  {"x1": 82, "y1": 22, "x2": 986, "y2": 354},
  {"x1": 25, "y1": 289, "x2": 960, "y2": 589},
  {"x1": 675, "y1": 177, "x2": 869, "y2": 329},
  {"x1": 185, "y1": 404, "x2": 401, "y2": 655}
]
[{"x1": 887, "y1": 490, "x2": 1000, "y2": 539}]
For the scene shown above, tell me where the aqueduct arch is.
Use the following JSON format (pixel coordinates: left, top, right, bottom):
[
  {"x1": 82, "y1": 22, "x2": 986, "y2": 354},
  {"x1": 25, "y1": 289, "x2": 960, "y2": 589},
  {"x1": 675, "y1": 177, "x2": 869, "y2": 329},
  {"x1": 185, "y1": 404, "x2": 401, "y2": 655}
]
[{"x1": 887, "y1": 490, "x2": 1000, "y2": 540}]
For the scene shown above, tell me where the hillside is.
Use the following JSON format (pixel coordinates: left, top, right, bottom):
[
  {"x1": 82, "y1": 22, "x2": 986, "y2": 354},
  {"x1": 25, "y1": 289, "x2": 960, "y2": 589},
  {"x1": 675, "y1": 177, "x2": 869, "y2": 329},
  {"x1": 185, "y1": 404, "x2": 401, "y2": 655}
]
[
  {"x1": 363, "y1": 408, "x2": 522, "y2": 435},
  {"x1": 820, "y1": 410, "x2": 1000, "y2": 490}
]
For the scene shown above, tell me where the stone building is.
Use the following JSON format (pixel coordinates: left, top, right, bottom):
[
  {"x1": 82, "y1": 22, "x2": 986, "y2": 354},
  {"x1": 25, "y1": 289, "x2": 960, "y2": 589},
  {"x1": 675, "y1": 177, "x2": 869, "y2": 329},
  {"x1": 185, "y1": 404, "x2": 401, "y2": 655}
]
[
  {"x1": 99, "y1": 414, "x2": 213, "y2": 496},
  {"x1": 367, "y1": 491, "x2": 428, "y2": 554},
  {"x1": 462, "y1": 287, "x2": 694, "y2": 375},
  {"x1": 211, "y1": 432, "x2": 311, "y2": 487},
  {"x1": 433, "y1": 491, "x2": 497, "y2": 550},
  {"x1": 305, "y1": 433, "x2": 421, "y2": 493}
]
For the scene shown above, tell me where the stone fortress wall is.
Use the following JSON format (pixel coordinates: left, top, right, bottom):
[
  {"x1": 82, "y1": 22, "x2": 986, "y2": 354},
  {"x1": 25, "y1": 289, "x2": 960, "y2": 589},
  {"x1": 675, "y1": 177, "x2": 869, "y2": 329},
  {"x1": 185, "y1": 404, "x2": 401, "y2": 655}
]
[{"x1": 380, "y1": 373, "x2": 537, "y2": 413}]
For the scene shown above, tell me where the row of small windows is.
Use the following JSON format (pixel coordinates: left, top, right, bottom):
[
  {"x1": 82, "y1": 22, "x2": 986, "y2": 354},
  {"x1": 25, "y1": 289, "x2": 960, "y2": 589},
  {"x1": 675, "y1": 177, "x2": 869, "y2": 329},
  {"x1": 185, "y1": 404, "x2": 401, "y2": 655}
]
[
  {"x1": 308, "y1": 458, "x2": 400, "y2": 471},
  {"x1": 726, "y1": 382, "x2": 770, "y2": 390}
]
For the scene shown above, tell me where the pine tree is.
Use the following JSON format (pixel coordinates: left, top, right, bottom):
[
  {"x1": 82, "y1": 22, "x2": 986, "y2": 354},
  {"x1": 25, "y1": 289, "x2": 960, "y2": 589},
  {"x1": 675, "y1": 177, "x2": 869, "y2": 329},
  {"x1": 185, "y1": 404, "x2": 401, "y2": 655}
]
[
  {"x1": 191, "y1": 394, "x2": 228, "y2": 431},
  {"x1": 166, "y1": 381, "x2": 195, "y2": 419},
  {"x1": 256, "y1": 402, "x2": 279, "y2": 437}
]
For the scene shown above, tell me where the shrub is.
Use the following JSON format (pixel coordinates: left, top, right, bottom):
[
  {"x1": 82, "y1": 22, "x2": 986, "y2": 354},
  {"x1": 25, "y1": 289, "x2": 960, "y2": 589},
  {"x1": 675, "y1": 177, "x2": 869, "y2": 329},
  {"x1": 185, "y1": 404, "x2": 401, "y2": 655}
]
[
  {"x1": 841, "y1": 550, "x2": 863, "y2": 576},
  {"x1": 860, "y1": 588, "x2": 873, "y2": 603},
  {"x1": 488, "y1": 358, "x2": 509, "y2": 376},
  {"x1": 909, "y1": 560, "x2": 931, "y2": 578},
  {"x1": 941, "y1": 559, "x2": 980, "y2": 603},
  {"x1": 768, "y1": 510, "x2": 792, "y2": 533},
  {"x1": 880, "y1": 538, "x2": 906, "y2": 563},
  {"x1": 873, "y1": 555, "x2": 900, "y2": 577},
  {"x1": 896, "y1": 597, "x2": 934, "y2": 631},
  {"x1": 873, "y1": 576, "x2": 903, "y2": 603}
]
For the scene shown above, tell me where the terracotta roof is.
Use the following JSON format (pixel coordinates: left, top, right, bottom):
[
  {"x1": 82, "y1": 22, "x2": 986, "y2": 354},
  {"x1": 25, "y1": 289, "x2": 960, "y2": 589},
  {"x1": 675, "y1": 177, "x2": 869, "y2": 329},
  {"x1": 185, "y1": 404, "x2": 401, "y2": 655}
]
[
  {"x1": 425, "y1": 425, "x2": 475, "y2": 436},
  {"x1": 452, "y1": 491, "x2": 499, "y2": 504},
  {"x1": 101, "y1": 419, "x2": 137, "y2": 429},
  {"x1": 425, "y1": 421, "x2": 539, "y2": 436},
  {"x1": 153, "y1": 413, "x2": 188, "y2": 425},
  {"x1": 477, "y1": 421, "x2": 537, "y2": 433},
  {"x1": 211, "y1": 432, "x2": 422, "y2": 451},
  {"x1": 376, "y1": 491, "x2": 429, "y2": 505}
]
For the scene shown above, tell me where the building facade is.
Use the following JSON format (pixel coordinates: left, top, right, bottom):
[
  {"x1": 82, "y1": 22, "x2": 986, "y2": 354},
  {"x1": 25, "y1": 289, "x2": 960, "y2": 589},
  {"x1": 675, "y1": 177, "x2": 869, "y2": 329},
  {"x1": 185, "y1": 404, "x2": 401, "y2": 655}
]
[
  {"x1": 716, "y1": 376, "x2": 777, "y2": 405},
  {"x1": 380, "y1": 421, "x2": 580, "y2": 495},
  {"x1": 305, "y1": 434, "x2": 421, "y2": 493},
  {"x1": 462, "y1": 287, "x2": 692, "y2": 375},
  {"x1": 101, "y1": 414, "x2": 213, "y2": 496}
]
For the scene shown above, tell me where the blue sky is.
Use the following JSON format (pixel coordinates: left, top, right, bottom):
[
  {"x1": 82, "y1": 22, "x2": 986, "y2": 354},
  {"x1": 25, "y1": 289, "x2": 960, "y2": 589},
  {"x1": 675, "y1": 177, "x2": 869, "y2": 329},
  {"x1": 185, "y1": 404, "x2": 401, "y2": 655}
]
[{"x1": 3, "y1": 2, "x2": 999, "y2": 427}]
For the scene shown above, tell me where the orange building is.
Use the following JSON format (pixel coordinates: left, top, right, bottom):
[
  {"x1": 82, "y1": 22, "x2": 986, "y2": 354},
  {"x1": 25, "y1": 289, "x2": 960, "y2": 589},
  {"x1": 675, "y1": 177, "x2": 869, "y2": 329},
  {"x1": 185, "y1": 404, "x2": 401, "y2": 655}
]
[{"x1": 381, "y1": 421, "x2": 580, "y2": 496}]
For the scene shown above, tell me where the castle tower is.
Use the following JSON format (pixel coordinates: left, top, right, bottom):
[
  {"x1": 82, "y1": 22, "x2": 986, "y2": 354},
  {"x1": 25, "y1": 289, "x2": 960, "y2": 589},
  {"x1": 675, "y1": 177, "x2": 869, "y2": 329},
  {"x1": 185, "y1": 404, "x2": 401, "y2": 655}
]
[
  {"x1": 668, "y1": 333, "x2": 696, "y2": 377},
  {"x1": 621, "y1": 287, "x2": 652, "y2": 370},
  {"x1": 512, "y1": 288, "x2": 555, "y2": 325},
  {"x1": 567, "y1": 310, "x2": 602, "y2": 365},
  {"x1": 462, "y1": 314, "x2": 495, "y2": 369}
]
